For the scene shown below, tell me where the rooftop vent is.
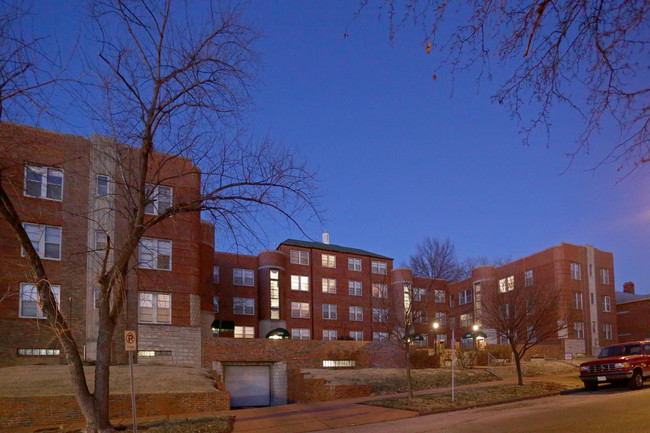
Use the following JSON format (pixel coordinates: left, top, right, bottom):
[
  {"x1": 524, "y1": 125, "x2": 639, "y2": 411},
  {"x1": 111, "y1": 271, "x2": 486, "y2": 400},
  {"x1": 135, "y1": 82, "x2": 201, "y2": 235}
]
[{"x1": 322, "y1": 232, "x2": 330, "y2": 244}]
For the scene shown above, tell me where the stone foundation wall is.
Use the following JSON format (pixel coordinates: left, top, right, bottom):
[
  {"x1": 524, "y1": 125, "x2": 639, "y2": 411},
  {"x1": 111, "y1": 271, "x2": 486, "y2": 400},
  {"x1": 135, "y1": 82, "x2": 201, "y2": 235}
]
[{"x1": 138, "y1": 324, "x2": 201, "y2": 366}]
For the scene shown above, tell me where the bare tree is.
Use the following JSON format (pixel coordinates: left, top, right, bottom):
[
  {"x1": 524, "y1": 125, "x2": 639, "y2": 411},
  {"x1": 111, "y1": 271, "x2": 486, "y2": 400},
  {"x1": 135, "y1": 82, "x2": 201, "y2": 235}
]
[
  {"x1": 481, "y1": 274, "x2": 567, "y2": 385},
  {"x1": 408, "y1": 237, "x2": 465, "y2": 281},
  {"x1": 355, "y1": 1, "x2": 650, "y2": 172},
  {"x1": 0, "y1": 2, "x2": 318, "y2": 432}
]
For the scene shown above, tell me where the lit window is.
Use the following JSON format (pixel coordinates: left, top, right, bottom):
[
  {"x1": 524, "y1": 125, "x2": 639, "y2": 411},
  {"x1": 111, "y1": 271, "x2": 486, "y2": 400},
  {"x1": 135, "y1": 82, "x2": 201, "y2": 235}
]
[
  {"x1": 138, "y1": 238, "x2": 172, "y2": 270},
  {"x1": 525, "y1": 269, "x2": 533, "y2": 286},
  {"x1": 95, "y1": 231, "x2": 108, "y2": 251},
  {"x1": 291, "y1": 302, "x2": 310, "y2": 318},
  {"x1": 349, "y1": 331, "x2": 363, "y2": 341},
  {"x1": 373, "y1": 308, "x2": 388, "y2": 323},
  {"x1": 349, "y1": 306, "x2": 363, "y2": 321},
  {"x1": 460, "y1": 313, "x2": 473, "y2": 327},
  {"x1": 570, "y1": 262, "x2": 582, "y2": 280},
  {"x1": 291, "y1": 275, "x2": 309, "y2": 291},
  {"x1": 322, "y1": 254, "x2": 336, "y2": 268},
  {"x1": 19, "y1": 283, "x2": 60, "y2": 319},
  {"x1": 322, "y1": 278, "x2": 336, "y2": 294},
  {"x1": 498, "y1": 276, "x2": 515, "y2": 293},
  {"x1": 600, "y1": 268, "x2": 610, "y2": 285},
  {"x1": 24, "y1": 165, "x2": 63, "y2": 201},
  {"x1": 323, "y1": 360, "x2": 355, "y2": 367},
  {"x1": 233, "y1": 268, "x2": 254, "y2": 286},
  {"x1": 434, "y1": 289, "x2": 445, "y2": 303},
  {"x1": 373, "y1": 332, "x2": 388, "y2": 341},
  {"x1": 371, "y1": 261, "x2": 387, "y2": 274},
  {"x1": 323, "y1": 329, "x2": 337, "y2": 340},
  {"x1": 138, "y1": 292, "x2": 171, "y2": 324},
  {"x1": 144, "y1": 184, "x2": 173, "y2": 215},
  {"x1": 322, "y1": 304, "x2": 337, "y2": 320},
  {"x1": 349, "y1": 280, "x2": 362, "y2": 296},
  {"x1": 348, "y1": 258, "x2": 361, "y2": 271},
  {"x1": 96, "y1": 175, "x2": 110, "y2": 196},
  {"x1": 235, "y1": 326, "x2": 255, "y2": 339},
  {"x1": 233, "y1": 297, "x2": 254, "y2": 315},
  {"x1": 291, "y1": 328, "x2": 310, "y2": 340},
  {"x1": 372, "y1": 283, "x2": 387, "y2": 298},
  {"x1": 22, "y1": 223, "x2": 61, "y2": 260},
  {"x1": 270, "y1": 269, "x2": 280, "y2": 318},
  {"x1": 290, "y1": 250, "x2": 309, "y2": 265}
]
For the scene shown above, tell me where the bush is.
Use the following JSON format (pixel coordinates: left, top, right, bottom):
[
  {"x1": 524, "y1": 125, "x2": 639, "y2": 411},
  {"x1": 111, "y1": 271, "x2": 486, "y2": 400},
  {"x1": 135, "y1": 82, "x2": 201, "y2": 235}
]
[{"x1": 410, "y1": 350, "x2": 441, "y2": 369}]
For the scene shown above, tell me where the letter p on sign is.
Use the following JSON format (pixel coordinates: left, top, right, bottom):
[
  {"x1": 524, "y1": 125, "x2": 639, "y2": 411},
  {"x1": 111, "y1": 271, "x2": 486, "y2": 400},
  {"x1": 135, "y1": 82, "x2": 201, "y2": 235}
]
[{"x1": 124, "y1": 330, "x2": 137, "y2": 351}]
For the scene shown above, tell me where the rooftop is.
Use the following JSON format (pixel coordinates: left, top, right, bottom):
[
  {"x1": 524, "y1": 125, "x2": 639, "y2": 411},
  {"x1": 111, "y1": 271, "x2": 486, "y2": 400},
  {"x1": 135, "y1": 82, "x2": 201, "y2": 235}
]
[
  {"x1": 615, "y1": 291, "x2": 650, "y2": 305},
  {"x1": 279, "y1": 239, "x2": 392, "y2": 260}
]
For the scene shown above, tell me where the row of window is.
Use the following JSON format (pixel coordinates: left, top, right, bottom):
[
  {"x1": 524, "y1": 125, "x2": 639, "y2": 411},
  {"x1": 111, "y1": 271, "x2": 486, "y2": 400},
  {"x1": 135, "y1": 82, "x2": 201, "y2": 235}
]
[
  {"x1": 290, "y1": 249, "x2": 388, "y2": 274},
  {"x1": 572, "y1": 292, "x2": 612, "y2": 312}
]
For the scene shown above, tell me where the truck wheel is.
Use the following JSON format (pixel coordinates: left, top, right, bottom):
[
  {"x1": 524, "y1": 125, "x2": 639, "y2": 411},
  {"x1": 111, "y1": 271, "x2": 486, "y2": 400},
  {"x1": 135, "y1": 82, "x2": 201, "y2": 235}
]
[
  {"x1": 628, "y1": 371, "x2": 643, "y2": 390},
  {"x1": 584, "y1": 382, "x2": 598, "y2": 391}
]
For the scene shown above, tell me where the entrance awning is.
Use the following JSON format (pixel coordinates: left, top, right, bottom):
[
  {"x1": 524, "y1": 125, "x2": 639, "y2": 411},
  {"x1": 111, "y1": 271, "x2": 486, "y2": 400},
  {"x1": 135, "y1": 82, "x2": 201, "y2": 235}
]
[
  {"x1": 462, "y1": 331, "x2": 487, "y2": 339},
  {"x1": 211, "y1": 319, "x2": 235, "y2": 335},
  {"x1": 265, "y1": 328, "x2": 291, "y2": 340}
]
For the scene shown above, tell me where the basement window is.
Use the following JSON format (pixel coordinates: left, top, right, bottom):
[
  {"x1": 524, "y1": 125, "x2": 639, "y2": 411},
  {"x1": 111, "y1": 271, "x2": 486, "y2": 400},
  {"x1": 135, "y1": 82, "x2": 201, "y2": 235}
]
[
  {"x1": 138, "y1": 350, "x2": 172, "y2": 357},
  {"x1": 18, "y1": 348, "x2": 60, "y2": 356},
  {"x1": 322, "y1": 360, "x2": 356, "y2": 368}
]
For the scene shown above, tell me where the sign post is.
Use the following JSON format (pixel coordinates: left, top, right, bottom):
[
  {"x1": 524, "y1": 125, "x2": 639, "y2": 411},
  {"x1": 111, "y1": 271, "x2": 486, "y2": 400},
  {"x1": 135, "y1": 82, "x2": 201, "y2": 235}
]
[{"x1": 124, "y1": 330, "x2": 138, "y2": 433}]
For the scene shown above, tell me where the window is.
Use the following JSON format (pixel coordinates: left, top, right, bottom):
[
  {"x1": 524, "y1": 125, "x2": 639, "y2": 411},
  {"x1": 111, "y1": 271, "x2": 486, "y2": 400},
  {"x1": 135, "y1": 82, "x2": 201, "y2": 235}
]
[
  {"x1": 291, "y1": 302, "x2": 310, "y2": 318},
  {"x1": 373, "y1": 332, "x2": 389, "y2": 341},
  {"x1": 322, "y1": 278, "x2": 336, "y2": 294},
  {"x1": 19, "y1": 283, "x2": 60, "y2": 319},
  {"x1": 603, "y1": 295, "x2": 611, "y2": 312},
  {"x1": 526, "y1": 298, "x2": 535, "y2": 315},
  {"x1": 435, "y1": 311, "x2": 446, "y2": 325},
  {"x1": 234, "y1": 326, "x2": 255, "y2": 339},
  {"x1": 233, "y1": 268, "x2": 254, "y2": 286},
  {"x1": 574, "y1": 321, "x2": 585, "y2": 339},
  {"x1": 349, "y1": 306, "x2": 363, "y2": 321},
  {"x1": 570, "y1": 262, "x2": 582, "y2": 280},
  {"x1": 527, "y1": 326, "x2": 537, "y2": 342},
  {"x1": 459, "y1": 289, "x2": 473, "y2": 305},
  {"x1": 270, "y1": 269, "x2": 280, "y2": 319},
  {"x1": 372, "y1": 283, "x2": 387, "y2": 298},
  {"x1": 212, "y1": 266, "x2": 219, "y2": 283},
  {"x1": 525, "y1": 269, "x2": 533, "y2": 287},
  {"x1": 350, "y1": 331, "x2": 363, "y2": 341},
  {"x1": 138, "y1": 292, "x2": 171, "y2": 324},
  {"x1": 500, "y1": 304, "x2": 511, "y2": 319},
  {"x1": 212, "y1": 296, "x2": 219, "y2": 313},
  {"x1": 573, "y1": 292, "x2": 583, "y2": 310},
  {"x1": 290, "y1": 250, "x2": 309, "y2": 265},
  {"x1": 434, "y1": 289, "x2": 445, "y2": 303},
  {"x1": 94, "y1": 288, "x2": 101, "y2": 309},
  {"x1": 413, "y1": 287, "x2": 426, "y2": 302},
  {"x1": 18, "y1": 348, "x2": 60, "y2": 357},
  {"x1": 145, "y1": 184, "x2": 173, "y2": 215},
  {"x1": 138, "y1": 238, "x2": 172, "y2": 270},
  {"x1": 349, "y1": 280, "x2": 362, "y2": 296},
  {"x1": 323, "y1": 330, "x2": 337, "y2": 340},
  {"x1": 348, "y1": 257, "x2": 361, "y2": 271},
  {"x1": 322, "y1": 304, "x2": 337, "y2": 320},
  {"x1": 95, "y1": 231, "x2": 107, "y2": 251},
  {"x1": 233, "y1": 297, "x2": 254, "y2": 315},
  {"x1": 416, "y1": 311, "x2": 428, "y2": 324},
  {"x1": 603, "y1": 323, "x2": 613, "y2": 340},
  {"x1": 323, "y1": 360, "x2": 356, "y2": 367},
  {"x1": 96, "y1": 175, "x2": 110, "y2": 196},
  {"x1": 600, "y1": 268, "x2": 610, "y2": 285},
  {"x1": 322, "y1": 253, "x2": 336, "y2": 268},
  {"x1": 24, "y1": 165, "x2": 63, "y2": 201},
  {"x1": 371, "y1": 261, "x2": 387, "y2": 274},
  {"x1": 373, "y1": 307, "x2": 388, "y2": 323},
  {"x1": 292, "y1": 328, "x2": 310, "y2": 340},
  {"x1": 23, "y1": 223, "x2": 61, "y2": 260},
  {"x1": 498, "y1": 276, "x2": 514, "y2": 293},
  {"x1": 291, "y1": 275, "x2": 309, "y2": 291},
  {"x1": 460, "y1": 313, "x2": 473, "y2": 327}
]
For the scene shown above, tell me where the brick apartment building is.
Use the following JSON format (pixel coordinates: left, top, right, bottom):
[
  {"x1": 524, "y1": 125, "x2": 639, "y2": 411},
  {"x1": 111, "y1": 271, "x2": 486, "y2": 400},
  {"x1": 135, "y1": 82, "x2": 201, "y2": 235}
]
[{"x1": 616, "y1": 282, "x2": 650, "y2": 342}]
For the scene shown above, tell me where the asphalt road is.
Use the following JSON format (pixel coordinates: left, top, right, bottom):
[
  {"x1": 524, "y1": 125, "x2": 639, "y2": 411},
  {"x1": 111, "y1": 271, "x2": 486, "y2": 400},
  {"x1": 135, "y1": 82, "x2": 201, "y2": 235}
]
[{"x1": 315, "y1": 385, "x2": 650, "y2": 433}]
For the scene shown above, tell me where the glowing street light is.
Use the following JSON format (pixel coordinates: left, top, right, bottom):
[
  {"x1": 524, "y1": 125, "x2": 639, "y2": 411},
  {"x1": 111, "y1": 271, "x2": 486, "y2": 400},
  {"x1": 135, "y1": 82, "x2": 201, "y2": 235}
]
[{"x1": 433, "y1": 322, "x2": 439, "y2": 355}]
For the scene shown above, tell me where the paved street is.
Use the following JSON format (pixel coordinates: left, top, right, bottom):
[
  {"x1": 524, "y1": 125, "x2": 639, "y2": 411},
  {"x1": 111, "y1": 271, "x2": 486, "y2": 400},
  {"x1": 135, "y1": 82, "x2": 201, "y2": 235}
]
[{"x1": 314, "y1": 386, "x2": 650, "y2": 433}]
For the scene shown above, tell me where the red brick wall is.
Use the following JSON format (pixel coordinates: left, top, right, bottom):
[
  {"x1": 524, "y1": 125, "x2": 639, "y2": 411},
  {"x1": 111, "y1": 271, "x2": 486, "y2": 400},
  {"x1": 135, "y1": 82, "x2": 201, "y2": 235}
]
[
  {"x1": 0, "y1": 391, "x2": 229, "y2": 432},
  {"x1": 287, "y1": 369, "x2": 373, "y2": 402},
  {"x1": 617, "y1": 299, "x2": 650, "y2": 342}
]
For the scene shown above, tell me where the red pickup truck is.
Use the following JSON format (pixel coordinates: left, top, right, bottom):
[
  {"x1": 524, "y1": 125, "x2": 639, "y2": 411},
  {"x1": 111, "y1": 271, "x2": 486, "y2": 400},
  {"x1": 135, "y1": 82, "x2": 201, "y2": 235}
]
[{"x1": 579, "y1": 341, "x2": 650, "y2": 391}]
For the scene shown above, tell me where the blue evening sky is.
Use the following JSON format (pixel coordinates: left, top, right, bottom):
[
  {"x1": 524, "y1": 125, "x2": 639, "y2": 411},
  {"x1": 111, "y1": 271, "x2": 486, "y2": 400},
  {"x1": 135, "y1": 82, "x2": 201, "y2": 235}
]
[{"x1": 31, "y1": 1, "x2": 649, "y2": 294}]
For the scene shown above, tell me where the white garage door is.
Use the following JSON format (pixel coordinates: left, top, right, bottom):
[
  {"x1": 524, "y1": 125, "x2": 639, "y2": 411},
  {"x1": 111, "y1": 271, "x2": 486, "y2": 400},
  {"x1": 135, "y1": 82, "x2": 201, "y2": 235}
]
[{"x1": 225, "y1": 365, "x2": 270, "y2": 407}]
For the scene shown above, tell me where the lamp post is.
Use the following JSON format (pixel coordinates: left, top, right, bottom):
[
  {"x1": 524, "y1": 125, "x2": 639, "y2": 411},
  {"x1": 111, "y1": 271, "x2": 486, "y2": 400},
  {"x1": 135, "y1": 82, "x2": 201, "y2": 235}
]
[
  {"x1": 451, "y1": 322, "x2": 455, "y2": 402},
  {"x1": 473, "y1": 324, "x2": 479, "y2": 350},
  {"x1": 432, "y1": 322, "x2": 439, "y2": 355}
]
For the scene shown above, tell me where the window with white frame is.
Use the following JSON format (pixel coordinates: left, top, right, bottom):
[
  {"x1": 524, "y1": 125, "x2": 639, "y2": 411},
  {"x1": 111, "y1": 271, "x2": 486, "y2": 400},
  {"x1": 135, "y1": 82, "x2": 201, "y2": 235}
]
[
  {"x1": 212, "y1": 296, "x2": 219, "y2": 313},
  {"x1": 349, "y1": 280, "x2": 362, "y2": 296},
  {"x1": 212, "y1": 266, "x2": 219, "y2": 283},
  {"x1": 290, "y1": 250, "x2": 309, "y2": 265},
  {"x1": 292, "y1": 328, "x2": 310, "y2": 340},
  {"x1": 23, "y1": 223, "x2": 61, "y2": 260},
  {"x1": 574, "y1": 321, "x2": 585, "y2": 339},
  {"x1": 603, "y1": 295, "x2": 611, "y2": 312},
  {"x1": 322, "y1": 278, "x2": 336, "y2": 294},
  {"x1": 233, "y1": 268, "x2": 254, "y2": 286},
  {"x1": 600, "y1": 268, "x2": 610, "y2": 285},
  {"x1": 434, "y1": 289, "x2": 445, "y2": 303},
  {"x1": 348, "y1": 257, "x2": 361, "y2": 271},
  {"x1": 24, "y1": 165, "x2": 63, "y2": 201},
  {"x1": 18, "y1": 348, "x2": 60, "y2": 357},
  {"x1": 573, "y1": 292, "x2": 583, "y2": 310},
  {"x1": 322, "y1": 253, "x2": 336, "y2": 268},
  {"x1": 350, "y1": 331, "x2": 363, "y2": 341},
  {"x1": 435, "y1": 311, "x2": 446, "y2": 325},
  {"x1": 145, "y1": 184, "x2": 173, "y2": 215},
  {"x1": 570, "y1": 262, "x2": 582, "y2": 280},
  {"x1": 19, "y1": 283, "x2": 60, "y2": 319},
  {"x1": 270, "y1": 269, "x2": 280, "y2": 319},
  {"x1": 460, "y1": 313, "x2": 473, "y2": 327},
  {"x1": 138, "y1": 292, "x2": 171, "y2": 324},
  {"x1": 233, "y1": 297, "x2": 254, "y2": 315},
  {"x1": 322, "y1": 304, "x2": 337, "y2": 320},
  {"x1": 371, "y1": 261, "x2": 387, "y2": 274},
  {"x1": 498, "y1": 276, "x2": 515, "y2": 293},
  {"x1": 291, "y1": 275, "x2": 309, "y2": 291},
  {"x1": 416, "y1": 311, "x2": 428, "y2": 324},
  {"x1": 603, "y1": 323, "x2": 613, "y2": 340},
  {"x1": 373, "y1": 332, "x2": 389, "y2": 341},
  {"x1": 349, "y1": 306, "x2": 363, "y2": 321},
  {"x1": 96, "y1": 175, "x2": 110, "y2": 196},
  {"x1": 234, "y1": 326, "x2": 255, "y2": 339},
  {"x1": 95, "y1": 231, "x2": 108, "y2": 251},
  {"x1": 323, "y1": 329, "x2": 337, "y2": 340},
  {"x1": 373, "y1": 307, "x2": 388, "y2": 322},
  {"x1": 138, "y1": 238, "x2": 172, "y2": 270},
  {"x1": 525, "y1": 269, "x2": 533, "y2": 286},
  {"x1": 459, "y1": 288, "x2": 473, "y2": 305},
  {"x1": 372, "y1": 283, "x2": 387, "y2": 298},
  {"x1": 413, "y1": 287, "x2": 426, "y2": 302},
  {"x1": 291, "y1": 302, "x2": 310, "y2": 318}
]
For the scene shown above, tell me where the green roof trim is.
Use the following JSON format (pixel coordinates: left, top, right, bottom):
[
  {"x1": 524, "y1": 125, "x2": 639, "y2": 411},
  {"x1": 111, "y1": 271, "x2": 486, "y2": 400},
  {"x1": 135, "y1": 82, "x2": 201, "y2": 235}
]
[{"x1": 278, "y1": 239, "x2": 392, "y2": 260}]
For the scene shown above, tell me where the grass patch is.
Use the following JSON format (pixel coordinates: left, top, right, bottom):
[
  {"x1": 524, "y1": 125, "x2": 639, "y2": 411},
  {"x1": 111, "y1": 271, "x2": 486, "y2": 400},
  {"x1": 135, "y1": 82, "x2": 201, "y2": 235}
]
[
  {"x1": 365, "y1": 381, "x2": 572, "y2": 414},
  {"x1": 119, "y1": 416, "x2": 233, "y2": 433}
]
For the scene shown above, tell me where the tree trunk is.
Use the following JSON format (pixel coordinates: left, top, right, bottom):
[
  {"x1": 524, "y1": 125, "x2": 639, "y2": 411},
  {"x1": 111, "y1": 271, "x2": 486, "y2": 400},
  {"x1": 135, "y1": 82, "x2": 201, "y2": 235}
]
[
  {"x1": 405, "y1": 345, "x2": 414, "y2": 400},
  {"x1": 513, "y1": 351, "x2": 524, "y2": 386}
]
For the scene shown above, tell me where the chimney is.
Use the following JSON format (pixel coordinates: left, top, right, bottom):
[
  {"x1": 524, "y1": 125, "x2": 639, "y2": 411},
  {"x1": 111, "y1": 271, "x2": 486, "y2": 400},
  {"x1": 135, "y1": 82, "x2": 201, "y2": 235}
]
[
  {"x1": 322, "y1": 232, "x2": 330, "y2": 245},
  {"x1": 623, "y1": 281, "x2": 635, "y2": 294}
]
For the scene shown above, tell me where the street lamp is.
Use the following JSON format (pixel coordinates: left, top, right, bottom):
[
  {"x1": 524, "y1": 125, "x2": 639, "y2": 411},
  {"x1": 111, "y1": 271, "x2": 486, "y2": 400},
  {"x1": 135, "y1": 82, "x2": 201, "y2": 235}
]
[
  {"x1": 473, "y1": 324, "x2": 479, "y2": 350},
  {"x1": 451, "y1": 320, "x2": 456, "y2": 403},
  {"x1": 432, "y1": 322, "x2": 439, "y2": 355}
]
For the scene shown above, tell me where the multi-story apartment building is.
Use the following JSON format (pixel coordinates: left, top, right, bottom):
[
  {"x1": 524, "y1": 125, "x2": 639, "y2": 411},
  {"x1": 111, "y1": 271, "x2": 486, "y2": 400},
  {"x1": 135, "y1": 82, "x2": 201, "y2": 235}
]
[{"x1": 616, "y1": 282, "x2": 650, "y2": 342}]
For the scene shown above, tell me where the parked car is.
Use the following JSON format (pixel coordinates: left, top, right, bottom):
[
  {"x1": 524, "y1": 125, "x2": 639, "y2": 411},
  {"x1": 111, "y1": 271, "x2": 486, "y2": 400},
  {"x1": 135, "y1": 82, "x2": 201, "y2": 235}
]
[{"x1": 579, "y1": 341, "x2": 650, "y2": 391}]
